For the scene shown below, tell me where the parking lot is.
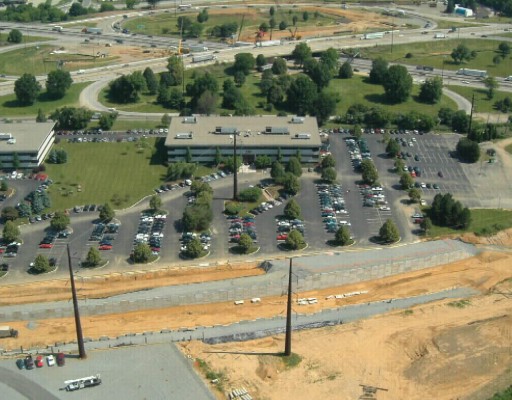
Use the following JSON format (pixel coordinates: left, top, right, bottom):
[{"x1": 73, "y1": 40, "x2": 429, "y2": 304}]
[{"x1": 0, "y1": 344, "x2": 214, "y2": 400}]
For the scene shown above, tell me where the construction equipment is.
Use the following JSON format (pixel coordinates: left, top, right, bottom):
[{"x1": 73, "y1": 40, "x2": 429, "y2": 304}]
[
  {"x1": 359, "y1": 384, "x2": 388, "y2": 399},
  {"x1": 288, "y1": 27, "x2": 299, "y2": 40}
]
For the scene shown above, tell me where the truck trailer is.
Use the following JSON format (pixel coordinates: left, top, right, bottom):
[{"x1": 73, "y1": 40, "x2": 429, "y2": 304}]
[
  {"x1": 192, "y1": 53, "x2": 217, "y2": 63},
  {"x1": 188, "y1": 45, "x2": 209, "y2": 53},
  {"x1": 361, "y1": 32, "x2": 385, "y2": 40},
  {"x1": 82, "y1": 27, "x2": 103, "y2": 35},
  {"x1": 255, "y1": 40, "x2": 282, "y2": 47},
  {"x1": 456, "y1": 68, "x2": 488, "y2": 78},
  {"x1": 0, "y1": 326, "x2": 18, "y2": 338}
]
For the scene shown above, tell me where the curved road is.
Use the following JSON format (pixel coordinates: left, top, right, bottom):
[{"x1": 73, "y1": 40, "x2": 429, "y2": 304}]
[{"x1": 0, "y1": 366, "x2": 60, "y2": 400}]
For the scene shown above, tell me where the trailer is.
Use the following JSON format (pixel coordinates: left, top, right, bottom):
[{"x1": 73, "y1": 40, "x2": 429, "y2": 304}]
[
  {"x1": 255, "y1": 39, "x2": 282, "y2": 47},
  {"x1": 0, "y1": 326, "x2": 18, "y2": 338},
  {"x1": 456, "y1": 68, "x2": 488, "y2": 78},
  {"x1": 434, "y1": 33, "x2": 446, "y2": 39},
  {"x1": 192, "y1": 53, "x2": 217, "y2": 63},
  {"x1": 361, "y1": 32, "x2": 384, "y2": 40},
  {"x1": 454, "y1": 5, "x2": 473, "y2": 17},
  {"x1": 64, "y1": 374, "x2": 102, "y2": 392},
  {"x1": 83, "y1": 27, "x2": 103, "y2": 35},
  {"x1": 188, "y1": 45, "x2": 209, "y2": 52}
]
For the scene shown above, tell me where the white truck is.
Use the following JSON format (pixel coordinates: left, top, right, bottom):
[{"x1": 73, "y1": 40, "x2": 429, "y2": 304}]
[
  {"x1": 65, "y1": 375, "x2": 102, "y2": 391},
  {"x1": 188, "y1": 45, "x2": 209, "y2": 52},
  {"x1": 255, "y1": 39, "x2": 282, "y2": 47},
  {"x1": 434, "y1": 33, "x2": 446, "y2": 39},
  {"x1": 0, "y1": 326, "x2": 18, "y2": 338}
]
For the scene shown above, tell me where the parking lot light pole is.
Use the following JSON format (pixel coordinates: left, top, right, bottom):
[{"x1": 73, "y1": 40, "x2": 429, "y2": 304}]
[
  {"x1": 284, "y1": 258, "x2": 293, "y2": 356},
  {"x1": 233, "y1": 133, "x2": 238, "y2": 201},
  {"x1": 66, "y1": 244, "x2": 87, "y2": 359}
]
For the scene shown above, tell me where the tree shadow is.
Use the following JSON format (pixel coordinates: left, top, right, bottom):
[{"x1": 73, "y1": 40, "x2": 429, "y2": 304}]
[{"x1": 149, "y1": 137, "x2": 168, "y2": 166}]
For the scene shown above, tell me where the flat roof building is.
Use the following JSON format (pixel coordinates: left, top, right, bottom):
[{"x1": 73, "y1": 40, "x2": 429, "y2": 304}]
[
  {"x1": 0, "y1": 121, "x2": 56, "y2": 168},
  {"x1": 165, "y1": 115, "x2": 321, "y2": 164}
]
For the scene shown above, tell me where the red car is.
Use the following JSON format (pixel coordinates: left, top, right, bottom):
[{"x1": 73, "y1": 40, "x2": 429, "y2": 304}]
[
  {"x1": 99, "y1": 244, "x2": 113, "y2": 250},
  {"x1": 277, "y1": 234, "x2": 288, "y2": 241},
  {"x1": 56, "y1": 352, "x2": 65, "y2": 366},
  {"x1": 35, "y1": 355, "x2": 44, "y2": 368},
  {"x1": 151, "y1": 247, "x2": 160, "y2": 252},
  {"x1": 39, "y1": 243, "x2": 53, "y2": 249}
]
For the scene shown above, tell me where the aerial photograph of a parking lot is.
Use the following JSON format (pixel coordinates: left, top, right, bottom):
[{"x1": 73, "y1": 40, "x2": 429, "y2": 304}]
[{"x1": 1, "y1": 0, "x2": 512, "y2": 398}]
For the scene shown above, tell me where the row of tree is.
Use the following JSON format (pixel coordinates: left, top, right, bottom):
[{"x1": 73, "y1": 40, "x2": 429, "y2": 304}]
[
  {"x1": 14, "y1": 70, "x2": 72, "y2": 106},
  {"x1": 430, "y1": 193, "x2": 471, "y2": 229}
]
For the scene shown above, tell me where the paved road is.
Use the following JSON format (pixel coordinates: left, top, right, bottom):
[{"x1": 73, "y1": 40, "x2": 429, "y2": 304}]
[{"x1": 0, "y1": 366, "x2": 59, "y2": 400}]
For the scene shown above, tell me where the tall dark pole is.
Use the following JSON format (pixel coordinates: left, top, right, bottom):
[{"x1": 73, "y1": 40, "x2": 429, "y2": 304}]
[
  {"x1": 284, "y1": 258, "x2": 293, "y2": 356},
  {"x1": 66, "y1": 245, "x2": 86, "y2": 359},
  {"x1": 233, "y1": 134, "x2": 238, "y2": 201},
  {"x1": 468, "y1": 93, "x2": 475, "y2": 136}
]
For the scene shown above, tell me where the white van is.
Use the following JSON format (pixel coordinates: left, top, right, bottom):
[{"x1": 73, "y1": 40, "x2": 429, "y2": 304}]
[{"x1": 505, "y1": 76, "x2": 512, "y2": 81}]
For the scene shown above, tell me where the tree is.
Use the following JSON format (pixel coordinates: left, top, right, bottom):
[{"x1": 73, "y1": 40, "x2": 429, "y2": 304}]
[
  {"x1": 146, "y1": 0, "x2": 160, "y2": 8},
  {"x1": 285, "y1": 229, "x2": 306, "y2": 250},
  {"x1": 361, "y1": 159, "x2": 378, "y2": 184},
  {"x1": 291, "y1": 43, "x2": 312, "y2": 67},
  {"x1": 99, "y1": 112, "x2": 117, "y2": 130},
  {"x1": 143, "y1": 67, "x2": 158, "y2": 95},
  {"x1": 493, "y1": 55, "x2": 502, "y2": 66},
  {"x1": 256, "y1": 54, "x2": 267, "y2": 70},
  {"x1": 50, "y1": 210, "x2": 70, "y2": 231},
  {"x1": 279, "y1": 20, "x2": 287, "y2": 30},
  {"x1": 383, "y1": 65, "x2": 413, "y2": 104},
  {"x1": 320, "y1": 48, "x2": 339, "y2": 76},
  {"x1": 456, "y1": 137, "x2": 480, "y2": 163},
  {"x1": 36, "y1": 108, "x2": 46, "y2": 122},
  {"x1": 50, "y1": 107, "x2": 92, "y2": 130},
  {"x1": 197, "y1": 8, "x2": 208, "y2": 23},
  {"x1": 321, "y1": 167, "x2": 337, "y2": 182},
  {"x1": 272, "y1": 57, "x2": 287, "y2": 75},
  {"x1": 196, "y1": 90, "x2": 217, "y2": 115},
  {"x1": 85, "y1": 247, "x2": 102, "y2": 267},
  {"x1": 238, "y1": 187, "x2": 262, "y2": 202},
  {"x1": 307, "y1": 61, "x2": 332, "y2": 90},
  {"x1": 187, "y1": 72, "x2": 218, "y2": 108},
  {"x1": 7, "y1": 29, "x2": 22, "y2": 43},
  {"x1": 286, "y1": 74, "x2": 317, "y2": 115},
  {"x1": 2, "y1": 221, "x2": 20, "y2": 243},
  {"x1": 0, "y1": 181, "x2": 7, "y2": 191},
  {"x1": 12, "y1": 153, "x2": 20, "y2": 169},
  {"x1": 369, "y1": 57, "x2": 388, "y2": 84},
  {"x1": 271, "y1": 161, "x2": 286, "y2": 182},
  {"x1": 238, "y1": 233, "x2": 253, "y2": 253},
  {"x1": 335, "y1": 226, "x2": 352, "y2": 246},
  {"x1": 419, "y1": 76, "x2": 443, "y2": 104},
  {"x1": 386, "y1": 139, "x2": 400, "y2": 157},
  {"x1": 445, "y1": 0, "x2": 455, "y2": 12},
  {"x1": 498, "y1": 42, "x2": 510, "y2": 58},
  {"x1": 132, "y1": 243, "x2": 152, "y2": 263},
  {"x1": 1, "y1": 206, "x2": 19, "y2": 221},
  {"x1": 400, "y1": 173, "x2": 413, "y2": 190},
  {"x1": 451, "y1": 44, "x2": 472, "y2": 64},
  {"x1": 166, "y1": 56, "x2": 184, "y2": 86},
  {"x1": 69, "y1": 2, "x2": 88, "y2": 16},
  {"x1": 269, "y1": 17, "x2": 276, "y2": 30},
  {"x1": 233, "y1": 53, "x2": 255, "y2": 75},
  {"x1": 451, "y1": 110, "x2": 470, "y2": 133},
  {"x1": 339, "y1": 61, "x2": 353, "y2": 79},
  {"x1": 233, "y1": 70, "x2": 246, "y2": 87},
  {"x1": 126, "y1": 0, "x2": 137, "y2": 9},
  {"x1": 483, "y1": 76, "x2": 498, "y2": 100},
  {"x1": 284, "y1": 198, "x2": 301, "y2": 220},
  {"x1": 292, "y1": 15, "x2": 298, "y2": 26},
  {"x1": 185, "y1": 237, "x2": 203, "y2": 258},
  {"x1": 45, "y1": 69, "x2": 72, "y2": 99},
  {"x1": 161, "y1": 113, "x2": 171, "y2": 126},
  {"x1": 420, "y1": 217, "x2": 433, "y2": 234},
  {"x1": 303, "y1": 11, "x2": 309, "y2": 21},
  {"x1": 108, "y1": 72, "x2": 146, "y2": 103},
  {"x1": 438, "y1": 107, "x2": 454, "y2": 125},
  {"x1": 259, "y1": 22, "x2": 269, "y2": 32},
  {"x1": 286, "y1": 156, "x2": 302, "y2": 177},
  {"x1": 255, "y1": 155, "x2": 272, "y2": 169},
  {"x1": 379, "y1": 219, "x2": 400, "y2": 243},
  {"x1": 321, "y1": 154, "x2": 336, "y2": 169},
  {"x1": 408, "y1": 188, "x2": 421, "y2": 203},
  {"x1": 149, "y1": 194, "x2": 162, "y2": 211},
  {"x1": 283, "y1": 173, "x2": 300, "y2": 194},
  {"x1": 31, "y1": 254, "x2": 51, "y2": 273},
  {"x1": 14, "y1": 74, "x2": 41, "y2": 105},
  {"x1": 99, "y1": 203, "x2": 115, "y2": 222},
  {"x1": 269, "y1": 6, "x2": 275, "y2": 16},
  {"x1": 311, "y1": 91, "x2": 336, "y2": 126}
]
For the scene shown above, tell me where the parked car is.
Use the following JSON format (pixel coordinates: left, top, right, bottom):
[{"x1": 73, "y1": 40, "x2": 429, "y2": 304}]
[
  {"x1": 16, "y1": 359, "x2": 25, "y2": 369},
  {"x1": 56, "y1": 352, "x2": 65, "y2": 366},
  {"x1": 35, "y1": 355, "x2": 44, "y2": 368},
  {"x1": 46, "y1": 355, "x2": 55, "y2": 367},
  {"x1": 25, "y1": 355, "x2": 34, "y2": 370}
]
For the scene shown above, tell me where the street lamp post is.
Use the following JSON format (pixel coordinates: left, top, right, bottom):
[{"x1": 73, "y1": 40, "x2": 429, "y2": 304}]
[
  {"x1": 66, "y1": 244, "x2": 87, "y2": 359},
  {"x1": 232, "y1": 133, "x2": 238, "y2": 201}
]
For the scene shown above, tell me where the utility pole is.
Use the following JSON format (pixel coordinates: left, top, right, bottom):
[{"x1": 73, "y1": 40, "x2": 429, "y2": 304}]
[
  {"x1": 66, "y1": 244, "x2": 86, "y2": 359},
  {"x1": 468, "y1": 93, "x2": 475, "y2": 136},
  {"x1": 233, "y1": 133, "x2": 238, "y2": 201},
  {"x1": 284, "y1": 258, "x2": 293, "y2": 356}
]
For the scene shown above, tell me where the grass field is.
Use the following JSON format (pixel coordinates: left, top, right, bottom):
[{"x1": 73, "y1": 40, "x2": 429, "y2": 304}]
[
  {"x1": 0, "y1": 82, "x2": 90, "y2": 117},
  {"x1": 122, "y1": 8, "x2": 343, "y2": 41},
  {"x1": 0, "y1": 35, "x2": 54, "y2": 46},
  {"x1": 428, "y1": 208, "x2": 512, "y2": 236},
  {"x1": 0, "y1": 45, "x2": 119, "y2": 76},
  {"x1": 359, "y1": 39, "x2": 512, "y2": 76},
  {"x1": 45, "y1": 138, "x2": 168, "y2": 210},
  {"x1": 102, "y1": 64, "x2": 456, "y2": 118},
  {"x1": 446, "y1": 85, "x2": 512, "y2": 114},
  {"x1": 432, "y1": 20, "x2": 482, "y2": 30}
]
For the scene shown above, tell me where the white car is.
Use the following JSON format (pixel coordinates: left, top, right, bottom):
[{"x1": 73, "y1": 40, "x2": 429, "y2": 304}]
[
  {"x1": 420, "y1": 182, "x2": 427, "y2": 188},
  {"x1": 462, "y1": 80, "x2": 470, "y2": 84},
  {"x1": 379, "y1": 206, "x2": 391, "y2": 211},
  {"x1": 46, "y1": 355, "x2": 55, "y2": 367}
]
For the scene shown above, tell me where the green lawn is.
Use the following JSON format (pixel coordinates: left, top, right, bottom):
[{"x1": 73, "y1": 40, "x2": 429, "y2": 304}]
[
  {"x1": 326, "y1": 76, "x2": 457, "y2": 117},
  {"x1": 446, "y1": 85, "x2": 512, "y2": 114},
  {"x1": 359, "y1": 39, "x2": 512, "y2": 76},
  {"x1": 0, "y1": 82, "x2": 90, "y2": 117},
  {"x1": 428, "y1": 208, "x2": 512, "y2": 237},
  {"x1": 45, "y1": 138, "x2": 168, "y2": 210},
  {"x1": 505, "y1": 143, "x2": 512, "y2": 154},
  {"x1": 432, "y1": 20, "x2": 482, "y2": 30},
  {"x1": 0, "y1": 45, "x2": 119, "y2": 76},
  {"x1": 0, "y1": 35, "x2": 54, "y2": 46}
]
